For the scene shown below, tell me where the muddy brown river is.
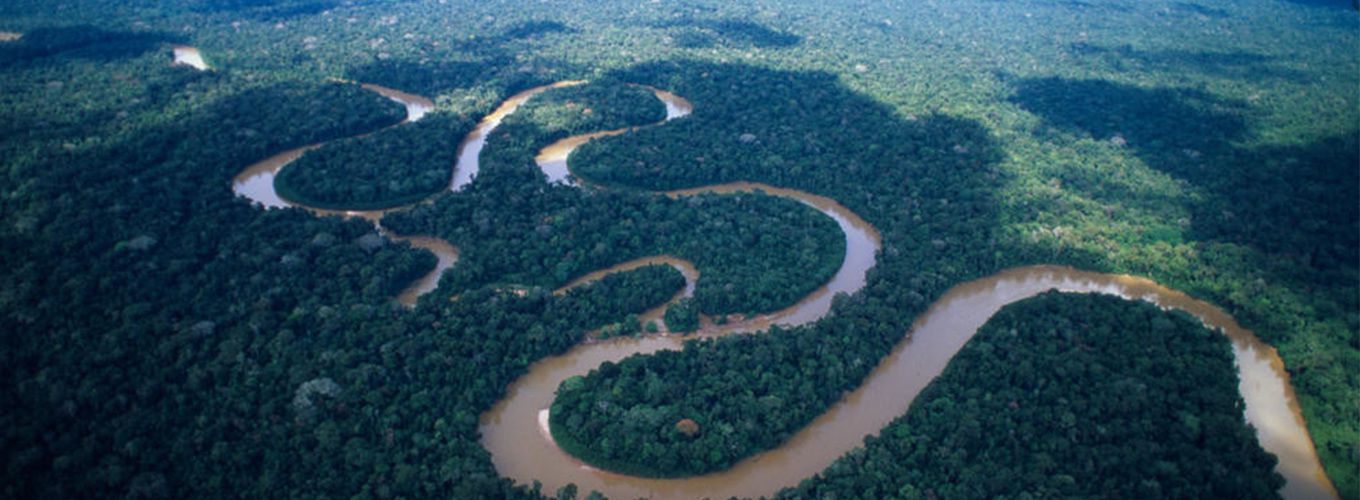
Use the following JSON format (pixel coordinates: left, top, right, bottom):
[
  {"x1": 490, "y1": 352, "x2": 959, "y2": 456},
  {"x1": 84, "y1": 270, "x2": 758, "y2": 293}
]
[
  {"x1": 481, "y1": 266, "x2": 1336, "y2": 500},
  {"x1": 228, "y1": 79, "x2": 447, "y2": 306},
  {"x1": 488, "y1": 82, "x2": 1338, "y2": 499},
  {"x1": 536, "y1": 87, "x2": 693, "y2": 185},
  {"x1": 198, "y1": 42, "x2": 1335, "y2": 497}
]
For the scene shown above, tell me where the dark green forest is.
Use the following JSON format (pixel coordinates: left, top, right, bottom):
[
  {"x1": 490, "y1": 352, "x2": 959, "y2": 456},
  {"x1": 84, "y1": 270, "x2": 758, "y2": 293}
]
[
  {"x1": 782, "y1": 291, "x2": 1285, "y2": 499},
  {"x1": 275, "y1": 81, "x2": 667, "y2": 209},
  {"x1": 506, "y1": 81, "x2": 666, "y2": 136},
  {"x1": 382, "y1": 80, "x2": 846, "y2": 317},
  {"x1": 275, "y1": 112, "x2": 475, "y2": 210},
  {"x1": 0, "y1": 0, "x2": 1355, "y2": 498}
]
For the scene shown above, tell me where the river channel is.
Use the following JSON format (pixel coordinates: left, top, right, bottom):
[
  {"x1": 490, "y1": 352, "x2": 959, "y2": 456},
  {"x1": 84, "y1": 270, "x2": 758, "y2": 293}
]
[
  {"x1": 481, "y1": 266, "x2": 1336, "y2": 500},
  {"x1": 484, "y1": 81, "x2": 1338, "y2": 499},
  {"x1": 188, "y1": 44, "x2": 1336, "y2": 498}
]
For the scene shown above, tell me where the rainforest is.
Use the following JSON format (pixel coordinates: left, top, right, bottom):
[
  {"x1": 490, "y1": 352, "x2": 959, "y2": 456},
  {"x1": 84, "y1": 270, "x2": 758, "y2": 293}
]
[{"x1": 0, "y1": 0, "x2": 1355, "y2": 499}]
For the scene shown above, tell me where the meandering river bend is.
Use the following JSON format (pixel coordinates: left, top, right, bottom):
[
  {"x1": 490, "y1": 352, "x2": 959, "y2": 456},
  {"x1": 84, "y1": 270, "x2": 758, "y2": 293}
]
[{"x1": 188, "y1": 46, "x2": 1335, "y2": 499}]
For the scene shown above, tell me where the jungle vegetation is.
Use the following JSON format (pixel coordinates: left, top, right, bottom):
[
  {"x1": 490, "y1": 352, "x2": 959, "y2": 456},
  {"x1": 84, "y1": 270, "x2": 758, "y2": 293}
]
[
  {"x1": 0, "y1": 0, "x2": 1354, "y2": 498},
  {"x1": 781, "y1": 291, "x2": 1286, "y2": 499},
  {"x1": 274, "y1": 80, "x2": 667, "y2": 209}
]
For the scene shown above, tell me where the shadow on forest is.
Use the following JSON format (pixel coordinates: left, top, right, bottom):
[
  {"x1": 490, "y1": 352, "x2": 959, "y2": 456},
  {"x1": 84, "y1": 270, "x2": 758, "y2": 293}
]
[
  {"x1": 389, "y1": 58, "x2": 1052, "y2": 305},
  {"x1": 1169, "y1": 2, "x2": 1233, "y2": 18},
  {"x1": 1279, "y1": 0, "x2": 1359, "y2": 10},
  {"x1": 650, "y1": 19, "x2": 801, "y2": 49},
  {"x1": 1009, "y1": 76, "x2": 1358, "y2": 269},
  {"x1": 1052, "y1": 1, "x2": 1135, "y2": 14},
  {"x1": 346, "y1": 22, "x2": 579, "y2": 97},
  {"x1": 495, "y1": 20, "x2": 578, "y2": 42},
  {"x1": 0, "y1": 26, "x2": 179, "y2": 66},
  {"x1": 193, "y1": 0, "x2": 341, "y2": 21},
  {"x1": 570, "y1": 60, "x2": 1109, "y2": 273},
  {"x1": 1067, "y1": 43, "x2": 1308, "y2": 82},
  {"x1": 348, "y1": 60, "x2": 493, "y2": 96}
]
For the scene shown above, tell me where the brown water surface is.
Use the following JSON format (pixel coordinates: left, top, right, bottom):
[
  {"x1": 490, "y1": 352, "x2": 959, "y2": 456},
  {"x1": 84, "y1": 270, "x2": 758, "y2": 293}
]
[
  {"x1": 479, "y1": 266, "x2": 1336, "y2": 500},
  {"x1": 210, "y1": 68, "x2": 1332, "y2": 498},
  {"x1": 394, "y1": 236, "x2": 458, "y2": 305},
  {"x1": 453, "y1": 81, "x2": 585, "y2": 190},
  {"x1": 536, "y1": 87, "x2": 692, "y2": 185},
  {"x1": 226, "y1": 77, "x2": 450, "y2": 306},
  {"x1": 489, "y1": 81, "x2": 1333, "y2": 499}
]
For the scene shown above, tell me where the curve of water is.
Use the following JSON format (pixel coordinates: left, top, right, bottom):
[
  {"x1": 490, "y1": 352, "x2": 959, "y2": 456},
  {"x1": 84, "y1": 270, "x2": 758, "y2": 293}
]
[
  {"x1": 456, "y1": 81, "x2": 586, "y2": 189},
  {"x1": 193, "y1": 45, "x2": 1334, "y2": 497},
  {"x1": 482, "y1": 87, "x2": 1336, "y2": 499},
  {"x1": 552, "y1": 256, "x2": 699, "y2": 333},
  {"x1": 536, "y1": 86, "x2": 693, "y2": 185},
  {"x1": 482, "y1": 266, "x2": 1337, "y2": 500},
  {"x1": 171, "y1": 45, "x2": 209, "y2": 71},
  {"x1": 224, "y1": 69, "x2": 577, "y2": 306},
  {"x1": 227, "y1": 76, "x2": 450, "y2": 306}
]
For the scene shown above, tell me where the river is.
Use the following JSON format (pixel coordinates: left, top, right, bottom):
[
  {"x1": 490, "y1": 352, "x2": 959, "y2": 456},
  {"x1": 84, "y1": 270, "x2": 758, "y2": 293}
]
[
  {"x1": 480, "y1": 266, "x2": 1336, "y2": 500},
  {"x1": 227, "y1": 78, "x2": 451, "y2": 306},
  {"x1": 194, "y1": 41, "x2": 1336, "y2": 497},
  {"x1": 536, "y1": 86, "x2": 694, "y2": 185},
  {"x1": 485, "y1": 82, "x2": 1337, "y2": 499}
]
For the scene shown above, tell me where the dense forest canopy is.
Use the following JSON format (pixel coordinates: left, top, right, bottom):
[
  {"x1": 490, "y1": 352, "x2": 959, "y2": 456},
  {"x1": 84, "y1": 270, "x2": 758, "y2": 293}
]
[
  {"x1": 0, "y1": 0, "x2": 1355, "y2": 498},
  {"x1": 783, "y1": 291, "x2": 1285, "y2": 499}
]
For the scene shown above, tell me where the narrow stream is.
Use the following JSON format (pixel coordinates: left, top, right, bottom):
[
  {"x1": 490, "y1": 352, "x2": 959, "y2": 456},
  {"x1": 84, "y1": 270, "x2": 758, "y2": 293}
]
[{"x1": 536, "y1": 86, "x2": 693, "y2": 185}]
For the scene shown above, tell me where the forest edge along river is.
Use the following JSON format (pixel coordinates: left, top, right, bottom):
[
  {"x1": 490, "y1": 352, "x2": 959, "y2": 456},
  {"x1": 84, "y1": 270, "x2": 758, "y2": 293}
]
[
  {"x1": 552, "y1": 256, "x2": 699, "y2": 332},
  {"x1": 179, "y1": 45, "x2": 1336, "y2": 499},
  {"x1": 488, "y1": 73, "x2": 1338, "y2": 499},
  {"x1": 228, "y1": 76, "x2": 449, "y2": 306},
  {"x1": 229, "y1": 79, "x2": 592, "y2": 306},
  {"x1": 483, "y1": 267, "x2": 1338, "y2": 500}
]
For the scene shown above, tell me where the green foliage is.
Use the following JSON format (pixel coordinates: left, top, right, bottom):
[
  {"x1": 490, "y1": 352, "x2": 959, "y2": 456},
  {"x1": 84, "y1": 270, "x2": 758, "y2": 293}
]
[
  {"x1": 275, "y1": 112, "x2": 475, "y2": 210},
  {"x1": 0, "y1": 26, "x2": 179, "y2": 66},
  {"x1": 782, "y1": 292, "x2": 1285, "y2": 499},
  {"x1": 0, "y1": 0, "x2": 1355, "y2": 497},
  {"x1": 562, "y1": 264, "x2": 686, "y2": 336},
  {"x1": 663, "y1": 298, "x2": 699, "y2": 333},
  {"x1": 273, "y1": 81, "x2": 664, "y2": 210},
  {"x1": 192, "y1": 0, "x2": 340, "y2": 21},
  {"x1": 514, "y1": 81, "x2": 667, "y2": 135},
  {"x1": 383, "y1": 78, "x2": 846, "y2": 317},
  {"x1": 546, "y1": 59, "x2": 1008, "y2": 477}
]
